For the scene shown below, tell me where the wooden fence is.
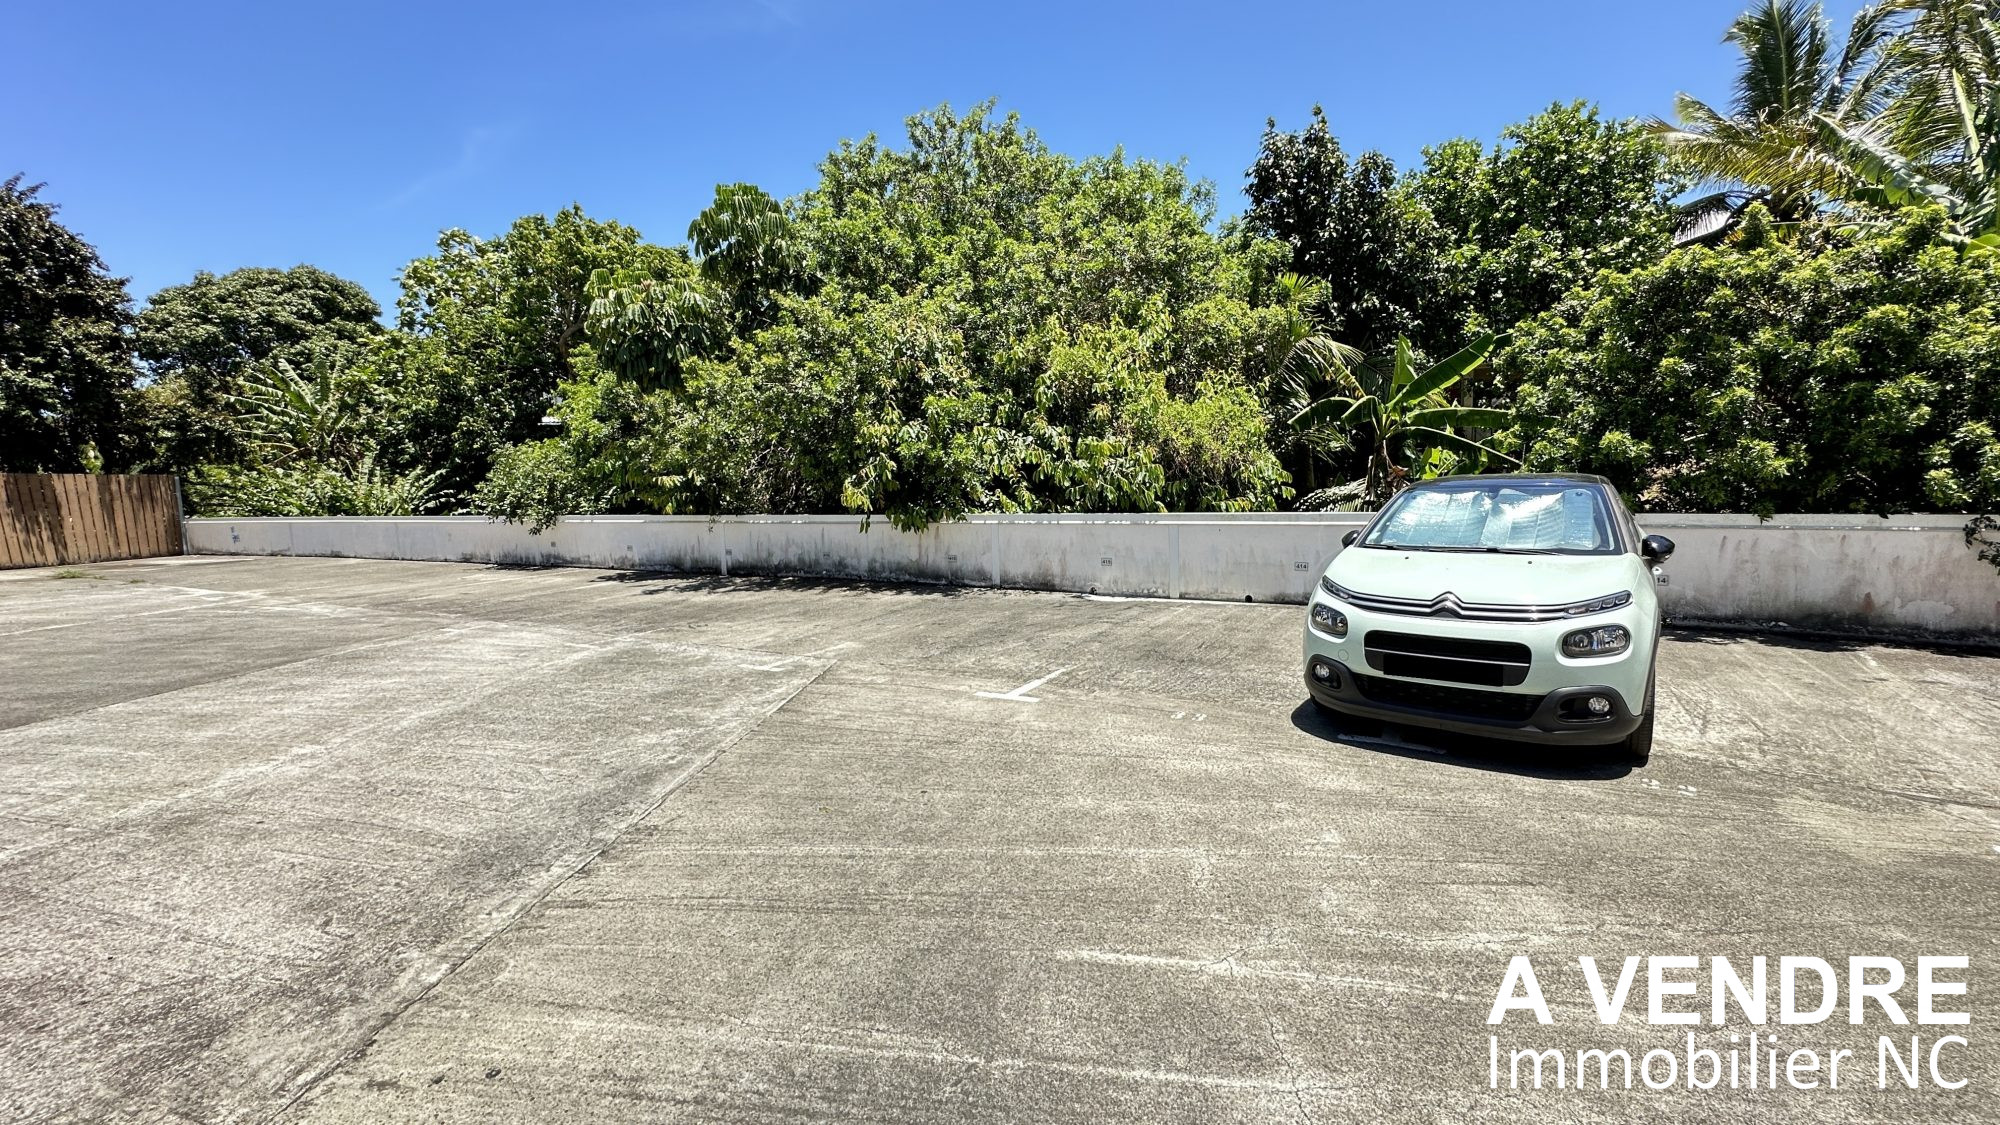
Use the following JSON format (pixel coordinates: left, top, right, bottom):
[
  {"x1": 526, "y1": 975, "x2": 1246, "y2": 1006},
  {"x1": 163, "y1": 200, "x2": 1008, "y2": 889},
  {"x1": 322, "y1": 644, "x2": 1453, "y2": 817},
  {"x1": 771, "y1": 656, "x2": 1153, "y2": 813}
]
[{"x1": 0, "y1": 474, "x2": 184, "y2": 569}]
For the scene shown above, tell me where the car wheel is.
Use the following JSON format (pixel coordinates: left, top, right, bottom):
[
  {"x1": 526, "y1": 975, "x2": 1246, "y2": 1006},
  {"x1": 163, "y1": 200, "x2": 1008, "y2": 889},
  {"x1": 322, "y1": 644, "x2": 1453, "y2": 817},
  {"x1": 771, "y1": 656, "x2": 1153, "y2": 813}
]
[{"x1": 1622, "y1": 669, "x2": 1656, "y2": 765}]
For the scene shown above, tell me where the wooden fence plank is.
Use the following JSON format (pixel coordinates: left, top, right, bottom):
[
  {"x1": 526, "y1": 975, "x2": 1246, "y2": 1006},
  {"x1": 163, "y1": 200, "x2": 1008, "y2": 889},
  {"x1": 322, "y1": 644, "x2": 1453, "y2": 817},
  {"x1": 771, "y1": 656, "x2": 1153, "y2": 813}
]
[
  {"x1": 36, "y1": 474, "x2": 65, "y2": 566},
  {"x1": 135, "y1": 476, "x2": 160, "y2": 558},
  {"x1": 117, "y1": 477, "x2": 142, "y2": 559},
  {"x1": 58, "y1": 474, "x2": 89, "y2": 564},
  {"x1": 86, "y1": 476, "x2": 114, "y2": 563},
  {"x1": 167, "y1": 477, "x2": 184, "y2": 555},
  {"x1": 147, "y1": 476, "x2": 169, "y2": 556},
  {"x1": 163, "y1": 476, "x2": 182, "y2": 555},
  {"x1": 99, "y1": 477, "x2": 123, "y2": 564},
  {"x1": 0, "y1": 477, "x2": 19, "y2": 568},
  {"x1": 52, "y1": 474, "x2": 77, "y2": 564},
  {"x1": 0, "y1": 477, "x2": 20, "y2": 568},
  {"x1": 114, "y1": 474, "x2": 138, "y2": 556},
  {"x1": 124, "y1": 476, "x2": 151, "y2": 559},
  {"x1": 18, "y1": 475, "x2": 48, "y2": 566},
  {"x1": 38, "y1": 475, "x2": 63, "y2": 566},
  {"x1": 48, "y1": 474, "x2": 74, "y2": 564},
  {"x1": 119, "y1": 476, "x2": 145, "y2": 558},
  {"x1": 88, "y1": 477, "x2": 116, "y2": 563},
  {"x1": 61, "y1": 475, "x2": 94, "y2": 563}
]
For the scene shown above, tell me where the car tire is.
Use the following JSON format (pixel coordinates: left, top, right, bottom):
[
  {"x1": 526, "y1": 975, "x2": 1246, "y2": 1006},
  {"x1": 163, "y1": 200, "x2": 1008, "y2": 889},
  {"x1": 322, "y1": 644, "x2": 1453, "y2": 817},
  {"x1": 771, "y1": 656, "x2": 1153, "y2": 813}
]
[{"x1": 1622, "y1": 669, "x2": 1656, "y2": 765}]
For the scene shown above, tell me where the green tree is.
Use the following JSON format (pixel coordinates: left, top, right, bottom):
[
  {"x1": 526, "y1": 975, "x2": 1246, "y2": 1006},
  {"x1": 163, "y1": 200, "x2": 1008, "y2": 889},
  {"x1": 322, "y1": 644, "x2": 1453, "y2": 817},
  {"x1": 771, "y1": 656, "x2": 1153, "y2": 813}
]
[
  {"x1": 186, "y1": 453, "x2": 447, "y2": 518},
  {"x1": 601, "y1": 103, "x2": 1293, "y2": 529},
  {"x1": 1410, "y1": 103, "x2": 1676, "y2": 334},
  {"x1": 134, "y1": 264, "x2": 381, "y2": 469},
  {"x1": 0, "y1": 176, "x2": 138, "y2": 472},
  {"x1": 688, "y1": 182, "x2": 811, "y2": 332},
  {"x1": 1807, "y1": 6, "x2": 2000, "y2": 248},
  {"x1": 1242, "y1": 107, "x2": 1451, "y2": 353},
  {"x1": 187, "y1": 349, "x2": 451, "y2": 519},
  {"x1": 377, "y1": 206, "x2": 684, "y2": 494},
  {"x1": 1857, "y1": 0, "x2": 1999, "y2": 164},
  {"x1": 582, "y1": 261, "x2": 722, "y2": 393},
  {"x1": 226, "y1": 355, "x2": 363, "y2": 467}
]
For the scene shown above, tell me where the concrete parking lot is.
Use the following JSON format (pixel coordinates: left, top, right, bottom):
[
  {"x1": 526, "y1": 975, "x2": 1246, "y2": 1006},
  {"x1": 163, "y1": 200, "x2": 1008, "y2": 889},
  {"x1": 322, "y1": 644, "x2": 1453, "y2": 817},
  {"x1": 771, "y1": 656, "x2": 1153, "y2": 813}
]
[{"x1": 1, "y1": 555, "x2": 1995, "y2": 1124}]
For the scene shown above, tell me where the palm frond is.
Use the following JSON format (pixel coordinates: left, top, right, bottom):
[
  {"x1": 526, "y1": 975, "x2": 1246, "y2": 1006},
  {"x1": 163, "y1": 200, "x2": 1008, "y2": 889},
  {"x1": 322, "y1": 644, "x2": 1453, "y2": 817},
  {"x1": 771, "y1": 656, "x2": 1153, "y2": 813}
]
[
  {"x1": 1728, "y1": 0, "x2": 1835, "y2": 120},
  {"x1": 1274, "y1": 333, "x2": 1367, "y2": 418}
]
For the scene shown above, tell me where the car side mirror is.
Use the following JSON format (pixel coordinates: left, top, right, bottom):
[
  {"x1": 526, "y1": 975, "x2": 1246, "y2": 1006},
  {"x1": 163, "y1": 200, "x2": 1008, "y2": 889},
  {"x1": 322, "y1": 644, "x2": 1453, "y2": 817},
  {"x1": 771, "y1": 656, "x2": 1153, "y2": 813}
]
[
  {"x1": 1641, "y1": 534, "x2": 1675, "y2": 563},
  {"x1": 1341, "y1": 529, "x2": 1360, "y2": 548}
]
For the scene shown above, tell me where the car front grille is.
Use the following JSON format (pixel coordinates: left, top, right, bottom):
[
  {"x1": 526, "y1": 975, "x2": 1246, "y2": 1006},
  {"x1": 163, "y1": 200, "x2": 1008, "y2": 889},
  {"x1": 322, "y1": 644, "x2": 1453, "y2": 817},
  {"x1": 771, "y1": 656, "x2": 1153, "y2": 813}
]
[
  {"x1": 1362, "y1": 630, "x2": 1532, "y2": 686},
  {"x1": 1353, "y1": 673, "x2": 1544, "y2": 723},
  {"x1": 1324, "y1": 581, "x2": 1576, "y2": 623}
]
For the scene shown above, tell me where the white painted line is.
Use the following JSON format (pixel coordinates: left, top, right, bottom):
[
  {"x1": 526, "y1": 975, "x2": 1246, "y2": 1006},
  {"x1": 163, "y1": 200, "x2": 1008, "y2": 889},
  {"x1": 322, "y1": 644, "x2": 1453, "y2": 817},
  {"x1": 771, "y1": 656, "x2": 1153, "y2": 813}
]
[
  {"x1": 975, "y1": 667, "x2": 1068, "y2": 703},
  {"x1": 0, "y1": 620, "x2": 88, "y2": 638}
]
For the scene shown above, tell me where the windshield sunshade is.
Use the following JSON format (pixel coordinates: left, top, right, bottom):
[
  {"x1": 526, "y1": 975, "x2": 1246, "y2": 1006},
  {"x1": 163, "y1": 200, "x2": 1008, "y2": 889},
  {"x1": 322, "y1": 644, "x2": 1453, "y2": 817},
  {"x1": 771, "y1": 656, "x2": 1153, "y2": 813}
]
[{"x1": 1365, "y1": 485, "x2": 1617, "y2": 554}]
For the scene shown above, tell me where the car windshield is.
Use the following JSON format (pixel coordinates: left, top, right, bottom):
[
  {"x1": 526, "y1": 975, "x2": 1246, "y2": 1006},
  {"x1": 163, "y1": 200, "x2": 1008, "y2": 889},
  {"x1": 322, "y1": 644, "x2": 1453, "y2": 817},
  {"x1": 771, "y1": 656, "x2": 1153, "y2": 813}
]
[{"x1": 1361, "y1": 481, "x2": 1621, "y2": 555}]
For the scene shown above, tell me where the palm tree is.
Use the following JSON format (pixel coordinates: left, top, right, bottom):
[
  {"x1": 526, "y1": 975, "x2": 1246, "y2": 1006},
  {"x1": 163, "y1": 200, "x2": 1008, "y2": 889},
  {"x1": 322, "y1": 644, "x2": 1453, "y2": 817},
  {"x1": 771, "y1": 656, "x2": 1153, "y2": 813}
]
[
  {"x1": 1871, "y1": 0, "x2": 2000, "y2": 156},
  {"x1": 1285, "y1": 333, "x2": 1516, "y2": 508},
  {"x1": 1798, "y1": 2, "x2": 2000, "y2": 247},
  {"x1": 1653, "y1": 0, "x2": 1898, "y2": 233}
]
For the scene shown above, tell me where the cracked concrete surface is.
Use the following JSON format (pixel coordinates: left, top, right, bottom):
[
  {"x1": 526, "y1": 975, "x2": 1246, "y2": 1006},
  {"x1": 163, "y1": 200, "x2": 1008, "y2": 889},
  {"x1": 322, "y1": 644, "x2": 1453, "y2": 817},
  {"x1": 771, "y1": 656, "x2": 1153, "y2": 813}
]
[{"x1": 0, "y1": 555, "x2": 1994, "y2": 1124}]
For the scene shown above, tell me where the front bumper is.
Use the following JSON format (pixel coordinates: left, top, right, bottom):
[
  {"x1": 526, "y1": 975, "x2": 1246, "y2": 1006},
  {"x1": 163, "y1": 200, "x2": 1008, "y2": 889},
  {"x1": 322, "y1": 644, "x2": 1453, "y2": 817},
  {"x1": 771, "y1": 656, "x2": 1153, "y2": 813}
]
[
  {"x1": 1305, "y1": 656, "x2": 1642, "y2": 744},
  {"x1": 1301, "y1": 577, "x2": 1656, "y2": 747}
]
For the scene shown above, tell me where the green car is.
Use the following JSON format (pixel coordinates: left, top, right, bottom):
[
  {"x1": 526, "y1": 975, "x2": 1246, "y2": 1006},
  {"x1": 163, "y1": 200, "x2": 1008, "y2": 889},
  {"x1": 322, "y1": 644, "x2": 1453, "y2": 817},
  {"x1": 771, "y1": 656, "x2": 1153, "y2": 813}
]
[{"x1": 1304, "y1": 473, "x2": 1673, "y2": 763}]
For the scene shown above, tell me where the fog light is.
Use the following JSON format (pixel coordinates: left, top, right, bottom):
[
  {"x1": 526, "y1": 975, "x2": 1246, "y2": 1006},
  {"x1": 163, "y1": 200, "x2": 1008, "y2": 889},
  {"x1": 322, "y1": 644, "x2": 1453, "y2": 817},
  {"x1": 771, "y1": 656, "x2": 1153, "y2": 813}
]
[
  {"x1": 1586, "y1": 695, "x2": 1612, "y2": 715},
  {"x1": 1561, "y1": 624, "x2": 1630, "y2": 657},
  {"x1": 1311, "y1": 662, "x2": 1332, "y2": 682},
  {"x1": 1309, "y1": 602, "x2": 1348, "y2": 637}
]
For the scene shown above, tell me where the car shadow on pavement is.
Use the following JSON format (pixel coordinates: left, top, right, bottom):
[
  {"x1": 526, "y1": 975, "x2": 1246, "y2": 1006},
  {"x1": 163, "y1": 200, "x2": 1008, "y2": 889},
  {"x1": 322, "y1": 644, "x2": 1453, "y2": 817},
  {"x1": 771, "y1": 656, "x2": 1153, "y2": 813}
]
[
  {"x1": 1663, "y1": 624, "x2": 1998, "y2": 658},
  {"x1": 1287, "y1": 701, "x2": 1634, "y2": 781}
]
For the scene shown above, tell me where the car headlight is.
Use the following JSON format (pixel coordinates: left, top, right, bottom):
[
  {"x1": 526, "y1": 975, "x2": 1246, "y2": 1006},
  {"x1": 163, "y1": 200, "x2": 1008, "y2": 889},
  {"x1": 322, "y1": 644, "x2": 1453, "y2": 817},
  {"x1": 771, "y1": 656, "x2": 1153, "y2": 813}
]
[
  {"x1": 1309, "y1": 602, "x2": 1348, "y2": 638},
  {"x1": 1562, "y1": 590, "x2": 1632, "y2": 616},
  {"x1": 1561, "y1": 624, "x2": 1630, "y2": 657}
]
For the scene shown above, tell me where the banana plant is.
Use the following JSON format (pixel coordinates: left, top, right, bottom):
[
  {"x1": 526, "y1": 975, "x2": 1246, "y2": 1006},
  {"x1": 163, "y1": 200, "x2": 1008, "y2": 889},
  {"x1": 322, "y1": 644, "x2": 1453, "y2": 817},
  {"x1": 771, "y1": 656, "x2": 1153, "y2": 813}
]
[
  {"x1": 227, "y1": 354, "x2": 357, "y2": 466},
  {"x1": 1286, "y1": 333, "x2": 1517, "y2": 508}
]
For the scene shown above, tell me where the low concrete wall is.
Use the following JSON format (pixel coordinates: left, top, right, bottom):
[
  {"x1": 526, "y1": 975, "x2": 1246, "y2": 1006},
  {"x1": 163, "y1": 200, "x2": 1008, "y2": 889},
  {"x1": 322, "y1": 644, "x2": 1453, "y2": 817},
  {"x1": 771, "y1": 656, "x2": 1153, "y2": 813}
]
[{"x1": 185, "y1": 512, "x2": 2000, "y2": 641}]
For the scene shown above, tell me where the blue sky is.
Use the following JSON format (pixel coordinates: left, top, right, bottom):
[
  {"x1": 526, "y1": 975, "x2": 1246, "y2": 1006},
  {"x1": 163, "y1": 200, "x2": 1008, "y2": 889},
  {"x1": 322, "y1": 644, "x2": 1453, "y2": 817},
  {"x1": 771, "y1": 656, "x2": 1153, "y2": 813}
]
[{"x1": 7, "y1": 0, "x2": 1869, "y2": 314}]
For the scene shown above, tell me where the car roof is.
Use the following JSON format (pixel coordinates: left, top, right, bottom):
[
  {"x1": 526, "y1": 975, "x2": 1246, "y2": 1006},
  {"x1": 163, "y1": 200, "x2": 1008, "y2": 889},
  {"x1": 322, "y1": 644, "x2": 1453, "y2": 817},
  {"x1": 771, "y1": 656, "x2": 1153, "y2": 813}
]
[{"x1": 1415, "y1": 472, "x2": 1616, "y2": 488}]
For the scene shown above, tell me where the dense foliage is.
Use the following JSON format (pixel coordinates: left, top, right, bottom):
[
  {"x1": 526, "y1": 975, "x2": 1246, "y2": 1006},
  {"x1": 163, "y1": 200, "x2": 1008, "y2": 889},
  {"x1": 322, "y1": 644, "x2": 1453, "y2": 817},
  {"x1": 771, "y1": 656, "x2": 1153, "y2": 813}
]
[
  {"x1": 133, "y1": 264, "x2": 380, "y2": 468},
  {"x1": 1242, "y1": 107, "x2": 1450, "y2": 354},
  {"x1": 1505, "y1": 206, "x2": 2000, "y2": 515},
  {"x1": 5, "y1": 1, "x2": 1998, "y2": 542},
  {"x1": 372, "y1": 207, "x2": 685, "y2": 496},
  {"x1": 490, "y1": 105, "x2": 1296, "y2": 531}
]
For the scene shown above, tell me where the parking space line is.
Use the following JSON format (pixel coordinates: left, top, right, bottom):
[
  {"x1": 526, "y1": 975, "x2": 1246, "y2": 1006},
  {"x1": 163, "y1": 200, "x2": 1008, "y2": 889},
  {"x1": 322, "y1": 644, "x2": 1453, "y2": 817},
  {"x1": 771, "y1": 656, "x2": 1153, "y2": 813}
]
[{"x1": 975, "y1": 667, "x2": 1068, "y2": 703}]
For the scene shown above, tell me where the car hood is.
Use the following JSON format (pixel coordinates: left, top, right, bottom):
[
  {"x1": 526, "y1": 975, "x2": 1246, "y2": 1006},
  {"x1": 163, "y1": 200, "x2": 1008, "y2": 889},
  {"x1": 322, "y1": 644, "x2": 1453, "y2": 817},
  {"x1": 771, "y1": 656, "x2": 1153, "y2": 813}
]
[{"x1": 1325, "y1": 547, "x2": 1635, "y2": 605}]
